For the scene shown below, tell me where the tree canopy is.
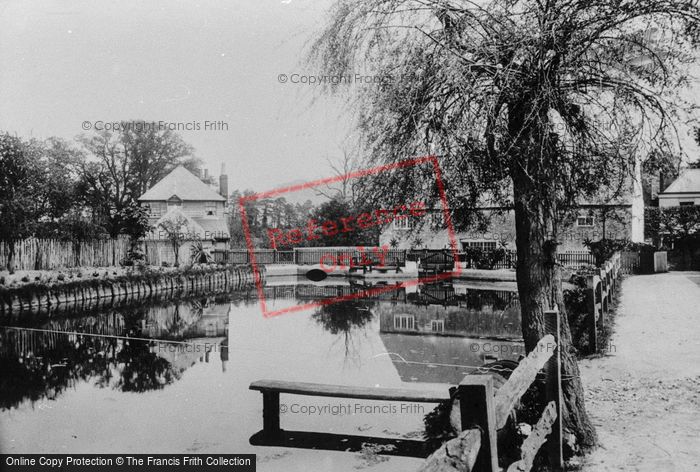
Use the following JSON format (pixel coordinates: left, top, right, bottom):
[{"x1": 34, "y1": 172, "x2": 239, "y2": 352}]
[
  {"x1": 312, "y1": 0, "x2": 699, "y2": 223},
  {"x1": 311, "y1": 0, "x2": 700, "y2": 451}
]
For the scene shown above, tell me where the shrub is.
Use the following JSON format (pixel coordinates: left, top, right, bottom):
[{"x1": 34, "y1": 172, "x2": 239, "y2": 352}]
[
  {"x1": 584, "y1": 238, "x2": 654, "y2": 266},
  {"x1": 190, "y1": 241, "x2": 213, "y2": 264},
  {"x1": 463, "y1": 247, "x2": 508, "y2": 269}
]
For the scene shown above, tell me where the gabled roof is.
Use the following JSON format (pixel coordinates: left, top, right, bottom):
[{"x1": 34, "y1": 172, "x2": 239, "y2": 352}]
[
  {"x1": 660, "y1": 168, "x2": 700, "y2": 195},
  {"x1": 139, "y1": 165, "x2": 225, "y2": 202}
]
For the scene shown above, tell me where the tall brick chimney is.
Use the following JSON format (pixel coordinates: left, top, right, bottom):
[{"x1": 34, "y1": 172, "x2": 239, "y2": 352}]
[{"x1": 219, "y1": 163, "x2": 229, "y2": 200}]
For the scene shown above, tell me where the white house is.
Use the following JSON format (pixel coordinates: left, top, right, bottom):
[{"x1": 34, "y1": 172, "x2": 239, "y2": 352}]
[
  {"x1": 380, "y1": 171, "x2": 645, "y2": 252},
  {"x1": 138, "y1": 165, "x2": 230, "y2": 248},
  {"x1": 658, "y1": 168, "x2": 700, "y2": 207}
]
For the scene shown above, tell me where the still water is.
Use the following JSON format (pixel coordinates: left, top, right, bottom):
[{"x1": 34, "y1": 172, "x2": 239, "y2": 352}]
[{"x1": 0, "y1": 279, "x2": 523, "y2": 471}]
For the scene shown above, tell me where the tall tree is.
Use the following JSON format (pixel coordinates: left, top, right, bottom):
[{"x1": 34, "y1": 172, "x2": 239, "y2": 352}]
[
  {"x1": 0, "y1": 134, "x2": 43, "y2": 272},
  {"x1": 36, "y1": 137, "x2": 84, "y2": 221},
  {"x1": 78, "y1": 120, "x2": 199, "y2": 236},
  {"x1": 311, "y1": 0, "x2": 700, "y2": 450}
]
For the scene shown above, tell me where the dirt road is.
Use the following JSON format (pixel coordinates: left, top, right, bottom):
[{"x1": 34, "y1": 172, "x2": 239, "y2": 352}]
[{"x1": 579, "y1": 272, "x2": 700, "y2": 471}]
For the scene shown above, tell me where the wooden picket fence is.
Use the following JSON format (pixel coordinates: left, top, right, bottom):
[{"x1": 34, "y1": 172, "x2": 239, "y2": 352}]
[
  {"x1": 0, "y1": 238, "x2": 224, "y2": 271},
  {"x1": 0, "y1": 238, "x2": 131, "y2": 271}
]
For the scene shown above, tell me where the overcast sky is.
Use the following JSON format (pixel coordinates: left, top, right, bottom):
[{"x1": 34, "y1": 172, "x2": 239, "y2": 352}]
[
  {"x1": 0, "y1": 0, "x2": 353, "y2": 192},
  {"x1": 1, "y1": 0, "x2": 698, "y2": 196}
]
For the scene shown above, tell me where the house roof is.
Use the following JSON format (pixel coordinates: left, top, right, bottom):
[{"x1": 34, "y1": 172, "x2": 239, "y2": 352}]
[
  {"x1": 139, "y1": 165, "x2": 225, "y2": 202},
  {"x1": 660, "y1": 168, "x2": 700, "y2": 195}
]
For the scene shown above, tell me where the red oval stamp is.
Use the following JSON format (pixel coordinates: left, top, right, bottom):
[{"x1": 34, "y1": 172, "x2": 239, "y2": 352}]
[{"x1": 239, "y1": 155, "x2": 461, "y2": 317}]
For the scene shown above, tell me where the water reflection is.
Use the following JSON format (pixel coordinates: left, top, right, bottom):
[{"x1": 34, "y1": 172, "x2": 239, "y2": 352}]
[
  {"x1": 0, "y1": 327, "x2": 181, "y2": 410},
  {"x1": 0, "y1": 279, "x2": 524, "y2": 459},
  {"x1": 0, "y1": 297, "x2": 240, "y2": 410}
]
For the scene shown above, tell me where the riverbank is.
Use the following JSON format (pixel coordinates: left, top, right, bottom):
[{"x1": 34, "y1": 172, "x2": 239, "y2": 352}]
[
  {"x1": 579, "y1": 272, "x2": 700, "y2": 471},
  {"x1": 0, "y1": 264, "x2": 257, "y2": 314}
]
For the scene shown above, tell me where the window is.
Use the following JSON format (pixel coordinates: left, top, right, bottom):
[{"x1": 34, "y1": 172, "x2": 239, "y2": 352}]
[
  {"x1": 394, "y1": 314, "x2": 415, "y2": 330},
  {"x1": 148, "y1": 202, "x2": 165, "y2": 218},
  {"x1": 205, "y1": 202, "x2": 217, "y2": 216},
  {"x1": 430, "y1": 320, "x2": 445, "y2": 333},
  {"x1": 205, "y1": 323, "x2": 216, "y2": 337},
  {"x1": 463, "y1": 240, "x2": 498, "y2": 251},
  {"x1": 431, "y1": 212, "x2": 445, "y2": 228},
  {"x1": 393, "y1": 216, "x2": 411, "y2": 230},
  {"x1": 679, "y1": 201, "x2": 695, "y2": 207},
  {"x1": 576, "y1": 216, "x2": 595, "y2": 227}
]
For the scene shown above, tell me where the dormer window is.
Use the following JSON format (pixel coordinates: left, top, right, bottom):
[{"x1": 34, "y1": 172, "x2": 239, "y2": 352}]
[
  {"x1": 167, "y1": 195, "x2": 183, "y2": 207},
  {"x1": 205, "y1": 202, "x2": 216, "y2": 216}
]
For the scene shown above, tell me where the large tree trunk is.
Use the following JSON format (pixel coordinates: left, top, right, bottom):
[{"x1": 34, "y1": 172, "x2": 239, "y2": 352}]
[{"x1": 512, "y1": 165, "x2": 598, "y2": 452}]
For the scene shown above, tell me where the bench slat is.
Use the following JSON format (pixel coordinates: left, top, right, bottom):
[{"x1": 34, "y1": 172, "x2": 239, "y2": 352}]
[{"x1": 250, "y1": 380, "x2": 449, "y2": 403}]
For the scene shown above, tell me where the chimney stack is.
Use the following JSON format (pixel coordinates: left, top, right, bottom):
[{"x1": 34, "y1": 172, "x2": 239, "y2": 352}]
[
  {"x1": 204, "y1": 169, "x2": 210, "y2": 180},
  {"x1": 219, "y1": 163, "x2": 229, "y2": 200}
]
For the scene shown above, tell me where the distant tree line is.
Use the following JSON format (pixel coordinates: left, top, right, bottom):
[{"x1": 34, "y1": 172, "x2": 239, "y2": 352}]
[{"x1": 227, "y1": 192, "x2": 381, "y2": 249}]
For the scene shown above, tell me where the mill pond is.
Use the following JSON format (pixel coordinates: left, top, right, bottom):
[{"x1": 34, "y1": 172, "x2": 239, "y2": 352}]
[{"x1": 0, "y1": 278, "x2": 524, "y2": 471}]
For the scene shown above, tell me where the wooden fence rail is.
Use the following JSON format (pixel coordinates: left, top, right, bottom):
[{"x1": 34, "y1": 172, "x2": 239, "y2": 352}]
[
  {"x1": 420, "y1": 318, "x2": 562, "y2": 472},
  {"x1": 585, "y1": 252, "x2": 621, "y2": 353},
  {"x1": 249, "y1": 321, "x2": 563, "y2": 472},
  {"x1": 1, "y1": 237, "x2": 639, "y2": 280},
  {"x1": 212, "y1": 247, "x2": 407, "y2": 266}
]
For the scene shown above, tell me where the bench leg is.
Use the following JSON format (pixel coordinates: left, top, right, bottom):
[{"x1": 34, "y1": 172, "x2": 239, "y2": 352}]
[{"x1": 262, "y1": 391, "x2": 281, "y2": 436}]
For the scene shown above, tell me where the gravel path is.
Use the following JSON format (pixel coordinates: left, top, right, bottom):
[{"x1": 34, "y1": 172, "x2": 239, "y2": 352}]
[{"x1": 579, "y1": 272, "x2": 700, "y2": 471}]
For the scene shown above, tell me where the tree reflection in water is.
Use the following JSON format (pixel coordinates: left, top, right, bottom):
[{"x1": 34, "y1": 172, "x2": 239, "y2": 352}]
[
  {"x1": 311, "y1": 300, "x2": 375, "y2": 359},
  {"x1": 0, "y1": 321, "x2": 182, "y2": 410}
]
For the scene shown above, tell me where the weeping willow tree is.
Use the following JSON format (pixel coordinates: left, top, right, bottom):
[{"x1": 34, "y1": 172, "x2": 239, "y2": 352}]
[{"x1": 311, "y1": 0, "x2": 700, "y2": 449}]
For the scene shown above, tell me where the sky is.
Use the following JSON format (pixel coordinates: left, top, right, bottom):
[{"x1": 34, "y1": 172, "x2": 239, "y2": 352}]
[
  {"x1": 1, "y1": 0, "x2": 698, "y2": 196},
  {"x1": 0, "y1": 0, "x2": 352, "y2": 192}
]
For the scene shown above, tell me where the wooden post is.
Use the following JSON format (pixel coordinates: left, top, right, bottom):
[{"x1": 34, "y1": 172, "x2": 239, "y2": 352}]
[
  {"x1": 586, "y1": 275, "x2": 597, "y2": 354},
  {"x1": 262, "y1": 391, "x2": 281, "y2": 437},
  {"x1": 458, "y1": 375, "x2": 498, "y2": 472},
  {"x1": 599, "y1": 268, "x2": 608, "y2": 314},
  {"x1": 544, "y1": 310, "x2": 563, "y2": 471}
]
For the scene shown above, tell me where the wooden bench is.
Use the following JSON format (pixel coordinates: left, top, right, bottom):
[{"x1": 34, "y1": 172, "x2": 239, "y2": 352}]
[
  {"x1": 347, "y1": 256, "x2": 402, "y2": 274},
  {"x1": 249, "y1": 317, "x2": 564, "y2": 472},
  {"x1": 250, "y1": 380, "x2": 449, "y2": 437}
]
